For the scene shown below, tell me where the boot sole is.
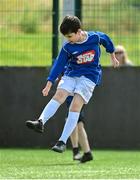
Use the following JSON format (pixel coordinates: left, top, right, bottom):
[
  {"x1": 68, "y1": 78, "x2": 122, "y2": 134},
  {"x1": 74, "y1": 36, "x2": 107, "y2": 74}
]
[
  {"x1": 80, "y1": 157, "x2": 93, "y2": 163},
  {"x1": 26, "y1": 121, "x2": 43, "y2": 133},
  {"x1": 52, "y1": 147, "x2": 63, "y2": 153}
]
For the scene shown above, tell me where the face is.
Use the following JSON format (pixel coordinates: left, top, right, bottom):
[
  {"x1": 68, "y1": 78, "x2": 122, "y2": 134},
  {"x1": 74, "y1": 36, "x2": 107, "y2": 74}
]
[
  {"x1": 115, "y1": 50, "x2": 125, "y2": 62},
  {"x1": 64, "y1": 31, "x2": 81, "y2": 43}
]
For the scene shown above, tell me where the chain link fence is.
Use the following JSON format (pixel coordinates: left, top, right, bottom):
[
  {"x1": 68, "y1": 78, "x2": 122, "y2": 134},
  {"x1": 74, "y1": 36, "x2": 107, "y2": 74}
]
[
  {"x1": 82, "y1": 0, "x2": 140, "y2": 66},
  {"x1": 0, "y1": 0, "x2": 139, "y2": 66},
  {"x1": 0, "y1": 0, "x2": 52, "y2": 66}
]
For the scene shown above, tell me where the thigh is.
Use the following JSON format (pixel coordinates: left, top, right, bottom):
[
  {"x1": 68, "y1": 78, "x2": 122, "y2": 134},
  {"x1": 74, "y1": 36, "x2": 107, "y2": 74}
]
[
  {"x1": 74, "y1": 76, "x2": 96, "y2": 104},
  {"x1": 69, "y1": 93, "x2": 85, "y2": 112},
  {"x1": 53, "y1": 88, "x2": 69, "y2": 104},
  {"x1": 57, "y1": 76, "x2": 76, "y2": 95}
]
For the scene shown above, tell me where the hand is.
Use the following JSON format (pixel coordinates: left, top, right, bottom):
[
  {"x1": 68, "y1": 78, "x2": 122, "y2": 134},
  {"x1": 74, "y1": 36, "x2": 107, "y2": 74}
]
[
  {"x1": 110, "y1": 53, "x2": 120, "y2": 68},
  {"x1": 112, "y1": 58, "x2": 120, "y2": 68},
  {"x1": 42, "y1": 81, "x2": 52, "y2": 96}
]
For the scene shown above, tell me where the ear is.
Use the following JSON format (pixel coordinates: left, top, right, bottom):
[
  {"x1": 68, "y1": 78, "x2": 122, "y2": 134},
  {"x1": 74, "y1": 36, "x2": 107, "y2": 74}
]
[{"x1": 77, "y1": 29, "x2": 82, "y2": 34}]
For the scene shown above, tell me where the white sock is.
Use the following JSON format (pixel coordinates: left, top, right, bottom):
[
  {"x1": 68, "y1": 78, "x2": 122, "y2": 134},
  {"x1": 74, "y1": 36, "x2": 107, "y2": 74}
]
[
  {"x1": 59, "y1": 111, "x2": 80, "y2": 144},
  {"x1": 39, "y1": 99, "x2": 61, "y2": 125}
]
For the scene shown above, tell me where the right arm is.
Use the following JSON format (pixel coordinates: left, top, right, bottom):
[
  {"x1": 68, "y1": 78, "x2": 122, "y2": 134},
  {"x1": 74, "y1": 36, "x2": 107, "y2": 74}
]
[
  {"x1": 47, "y1": 47, "x2": 69, "y2": 83},
  {"x1": 42, "y1": 81, "x2": 52, "y2": 96},
  {"x1": 42, "y1": 47, "x2": 69, "y2": 96}
]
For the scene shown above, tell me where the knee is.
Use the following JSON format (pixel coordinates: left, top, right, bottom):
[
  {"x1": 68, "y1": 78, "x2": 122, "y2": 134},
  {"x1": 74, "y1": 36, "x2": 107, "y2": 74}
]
[
  {"x1": 78, "y1": 122, "x2": 84, "y2": 132},
  {"x1": 69, "y1": 94, "x2": 84, "y2": 112},
  {"x1": 69, "y1": 103, "x2": 81, "y2": 112},
  {"x1": 53, "y1": 90, "x2": 67, "y2": 104}
]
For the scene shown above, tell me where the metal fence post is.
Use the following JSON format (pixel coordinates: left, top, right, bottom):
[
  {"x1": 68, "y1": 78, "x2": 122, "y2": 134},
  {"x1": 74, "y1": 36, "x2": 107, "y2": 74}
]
[
  {"x1": 75, "y1": 0, "x2": 82, "y2": 20},
  {"x1": 52, "y1": 0, "x2": 59, "y2": 64}
]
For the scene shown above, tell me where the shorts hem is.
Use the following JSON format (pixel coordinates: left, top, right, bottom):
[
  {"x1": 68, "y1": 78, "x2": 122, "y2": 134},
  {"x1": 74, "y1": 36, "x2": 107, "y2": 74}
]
[
  {"x1": 57, "y1": 87, "x2": 73, "y2": 96},
  {"x1": 74, "y1": 91, "x2": 89, "y2": 104}
]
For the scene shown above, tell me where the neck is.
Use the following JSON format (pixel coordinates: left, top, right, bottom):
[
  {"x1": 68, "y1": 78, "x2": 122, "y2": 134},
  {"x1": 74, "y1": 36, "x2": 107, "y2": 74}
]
[{"x1": 79, "y1": 31, "x2": 87, "y2": 42}]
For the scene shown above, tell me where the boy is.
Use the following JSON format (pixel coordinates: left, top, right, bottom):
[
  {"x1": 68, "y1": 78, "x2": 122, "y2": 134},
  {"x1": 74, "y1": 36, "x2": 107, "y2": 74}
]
[{"x1": 26, "y1": 15, "x2": 119, "y2": 160}]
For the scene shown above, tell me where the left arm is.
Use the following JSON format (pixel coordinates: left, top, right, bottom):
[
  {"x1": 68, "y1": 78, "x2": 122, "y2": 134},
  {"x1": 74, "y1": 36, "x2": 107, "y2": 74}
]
[{"x1": 96, "y1": 31, "x2": 119, "y2": 67}]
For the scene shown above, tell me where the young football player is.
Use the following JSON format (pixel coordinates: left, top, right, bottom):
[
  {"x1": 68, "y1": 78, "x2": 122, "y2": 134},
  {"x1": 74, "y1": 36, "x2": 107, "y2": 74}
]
[{"x1": 26, "y1": 15, "x2": 119, "y2": 162}]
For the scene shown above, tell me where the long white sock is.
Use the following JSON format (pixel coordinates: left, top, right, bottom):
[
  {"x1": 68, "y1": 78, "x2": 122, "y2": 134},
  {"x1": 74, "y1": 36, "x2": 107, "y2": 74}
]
[
  {"x1": 39, "y1": 99, "x2": 61, "y2": 125},
  {"x1": 59, "y1": 111, "x2": 80, "y2": 144}
]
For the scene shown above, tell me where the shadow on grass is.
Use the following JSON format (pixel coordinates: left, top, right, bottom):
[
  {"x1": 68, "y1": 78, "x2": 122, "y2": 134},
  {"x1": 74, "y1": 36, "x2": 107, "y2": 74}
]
[{"x1": 41, "y1": 162, "x2": 80, "y2": 167}]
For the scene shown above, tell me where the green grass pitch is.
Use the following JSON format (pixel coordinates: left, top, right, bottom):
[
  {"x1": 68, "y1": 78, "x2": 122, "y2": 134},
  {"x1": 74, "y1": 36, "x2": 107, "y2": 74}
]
[{"x1": 0, "y1": 149, "x2": 140, "y2": 179}]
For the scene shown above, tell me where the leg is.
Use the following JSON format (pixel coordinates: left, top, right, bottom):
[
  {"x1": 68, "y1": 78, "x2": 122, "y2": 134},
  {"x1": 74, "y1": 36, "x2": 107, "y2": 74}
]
[
  {"x1": 70, "y1": 126, "x2": 83, "y2": 160},
  {"x1": 52, "y1": 94, "x2": 84, "y2": 152},
  {"x1": 39, "y1": 88, "x2": 69, "y2": 124},
  {"x1": 78, "y1": 122, "x2": 90, "y2": 153},
  {"x1": 59, "y1": 93, "x2": 84, "y2": 142},
  {"x1": 26, "y1": 89, "x2": 69, "y2": 132},
  {"x1": 78, "y1": 122, "x2": 93, "y2": 163},
  {"x1": 70, "y1": 106, "x2": 84, "y2": 160},
  {"x1": 65, "y1": 96, "x2": 81, "y2": 159},
  {"x1": 70, "y1": 126, "x2": 78, "y2": 148},
  {"x1": 52, "y1": 76, "x2": 96, "y2": 153},
  {"x1": 65, "y1": 96, "x2": 79, "y2": 148}
]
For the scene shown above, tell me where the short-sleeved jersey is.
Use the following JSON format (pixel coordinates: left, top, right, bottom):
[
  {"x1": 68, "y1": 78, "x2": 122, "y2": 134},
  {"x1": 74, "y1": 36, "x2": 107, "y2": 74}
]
[{"x1": 47, "y1": 31, "x2": 115, "y2": 85}]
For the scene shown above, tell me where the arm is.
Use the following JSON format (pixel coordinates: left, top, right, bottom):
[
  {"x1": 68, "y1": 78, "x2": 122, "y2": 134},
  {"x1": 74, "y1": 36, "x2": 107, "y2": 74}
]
[
  {"x1": 96, "y1": 31, "x2": 119, "y2": 67},
  {"x1": 97, "y1": 31, "x2": 115, "y2": 53},
  {"x1": 42, "y1": 47, "x2": 69, "y2": 96},
  {"x1": 47, "y1": 47, "x2": 68, "y2": 83}
]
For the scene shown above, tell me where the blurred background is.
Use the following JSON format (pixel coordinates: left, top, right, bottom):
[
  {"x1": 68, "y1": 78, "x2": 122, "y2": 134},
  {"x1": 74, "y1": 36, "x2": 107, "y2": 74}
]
[
  {"x1": 0, "y1": 0, "x2": 140, "y2": 149},
  {"x1": 0, "y1": 0, "x2": 140, "y2": 66},
  {"x1": 1, "y1": 1, "x2": 140, "y2": 178}
]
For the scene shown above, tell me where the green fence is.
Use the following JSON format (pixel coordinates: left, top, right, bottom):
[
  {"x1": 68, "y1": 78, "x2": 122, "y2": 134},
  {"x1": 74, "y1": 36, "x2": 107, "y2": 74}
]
[
  {"x1": 0, "y1": 0, "x2": 52, "y2": 66},
  {"x1": 0, "y1": 0, "x2": 140, "y2": 66},
  {"x1": 82, "y1": 0, "x2": 140, "y2": 66}
]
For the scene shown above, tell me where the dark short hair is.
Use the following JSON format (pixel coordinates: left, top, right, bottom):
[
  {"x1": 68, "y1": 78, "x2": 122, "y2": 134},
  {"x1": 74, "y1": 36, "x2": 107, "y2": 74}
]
[{"x1": 60, "y1": 15, "x2": 82, "y2": 35}]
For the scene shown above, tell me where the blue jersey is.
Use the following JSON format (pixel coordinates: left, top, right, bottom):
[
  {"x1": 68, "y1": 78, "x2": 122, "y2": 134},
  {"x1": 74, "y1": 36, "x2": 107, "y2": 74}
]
[{"x1": 47, "y1": 31, "x2": 115, "y2": 85}]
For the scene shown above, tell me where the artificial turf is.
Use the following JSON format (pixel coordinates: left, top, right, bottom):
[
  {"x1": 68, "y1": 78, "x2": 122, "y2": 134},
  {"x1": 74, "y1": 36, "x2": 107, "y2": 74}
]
[{"x1": 0, "y1": 149, "x2": 140, "y2": 179}]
